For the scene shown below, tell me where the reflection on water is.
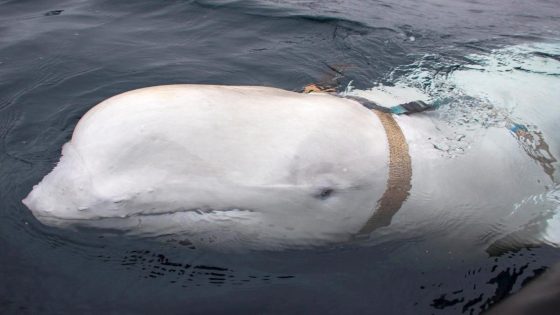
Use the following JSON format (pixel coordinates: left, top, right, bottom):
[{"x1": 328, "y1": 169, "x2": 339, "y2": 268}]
[{"x1": 1, "y1": 0, "x2": 560, "y2": 314}]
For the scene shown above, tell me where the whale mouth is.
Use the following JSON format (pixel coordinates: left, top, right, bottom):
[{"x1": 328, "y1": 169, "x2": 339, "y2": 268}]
[
  {"x1": 32, "y1": 207, "x2": 256, "y2": 224},
  {"x1": 130, "y1": 207, "x2": 255, "y2": 218}
]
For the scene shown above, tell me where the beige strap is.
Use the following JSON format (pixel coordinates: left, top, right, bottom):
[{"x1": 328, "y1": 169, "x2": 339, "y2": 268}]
[{"x1": 358, "y1": 110, "x2": 412, "y2": 235}]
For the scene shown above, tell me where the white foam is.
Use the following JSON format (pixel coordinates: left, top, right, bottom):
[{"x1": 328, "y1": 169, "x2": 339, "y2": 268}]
[{"x1": 342, "y1": 83, "x2": 430, "y2": 108}]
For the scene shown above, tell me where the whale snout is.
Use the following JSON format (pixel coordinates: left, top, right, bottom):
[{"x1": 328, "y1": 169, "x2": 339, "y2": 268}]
[
  {"x1": 23, "y1": 182, "x2": 83, "y2": 226},
  {"x1": 22, "y1": 143, "x2": 100, "y2": 224}
]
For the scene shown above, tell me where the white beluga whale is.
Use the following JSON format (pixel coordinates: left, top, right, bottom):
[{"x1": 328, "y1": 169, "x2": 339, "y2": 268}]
[
  {"x1": 24, "y1": 85, "x2": 392, "y2": 249},
  {"x1": 23, "y1": 43, "x2": 560, "y2": 251}
]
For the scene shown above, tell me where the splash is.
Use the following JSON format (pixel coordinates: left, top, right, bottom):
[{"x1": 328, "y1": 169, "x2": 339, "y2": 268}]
[{"x1": 346, "y1": 42, "x2": 560, "y2": 166}]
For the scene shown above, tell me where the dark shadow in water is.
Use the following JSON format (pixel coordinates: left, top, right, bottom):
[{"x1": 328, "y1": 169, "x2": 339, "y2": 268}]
[
  {"x1": 421, "y1": 246, "x2": 560, "y2": 314},
  {"x1": 117, "y1": 249, "x2": 295, "y2": 288}
]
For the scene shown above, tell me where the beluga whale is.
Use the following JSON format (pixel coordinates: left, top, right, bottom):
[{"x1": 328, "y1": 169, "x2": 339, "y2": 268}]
[{"x1": 23, "y1": 44, "x2": 560, "y2": 251}]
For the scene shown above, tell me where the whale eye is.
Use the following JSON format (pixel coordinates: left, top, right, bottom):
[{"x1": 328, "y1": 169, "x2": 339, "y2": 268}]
[{"x1": 315, "y1": 188, "x2": 335, "y2": 200}]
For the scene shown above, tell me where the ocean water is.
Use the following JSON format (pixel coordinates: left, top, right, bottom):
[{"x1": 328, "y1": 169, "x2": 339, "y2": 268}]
[{"x1": 1, "y1": 0, "x2": 560, "y2": 314}]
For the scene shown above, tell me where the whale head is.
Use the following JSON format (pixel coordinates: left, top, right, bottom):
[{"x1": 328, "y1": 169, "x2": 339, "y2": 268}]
[{"x1": 22, "y1": 85, "x2": 391, "y2": 250}]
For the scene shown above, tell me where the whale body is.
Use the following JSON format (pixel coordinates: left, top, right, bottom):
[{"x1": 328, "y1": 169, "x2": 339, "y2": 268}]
[
  {"x1": 23, "y1": 44, "x2": 560, "y2": 250},
  {"x1": 23, "y1": 84, "x2": 556, "y2": 250}
]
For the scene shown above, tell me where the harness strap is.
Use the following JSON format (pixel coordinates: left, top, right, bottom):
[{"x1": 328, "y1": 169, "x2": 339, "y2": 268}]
[
  {"x1": 357, "y1": 109, "x2": 412, "y2": 235},
  {"x1": 345, "y1": 95, "x2": 432, "y2": 115},
  {"x1": 303, "y1": 88, "x2": 413, "y2": 235}
]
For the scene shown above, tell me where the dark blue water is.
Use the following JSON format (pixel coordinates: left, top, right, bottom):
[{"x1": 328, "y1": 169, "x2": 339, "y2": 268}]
[{"x1": 1, "y1": 0, "x2": 560, "y2": 314}]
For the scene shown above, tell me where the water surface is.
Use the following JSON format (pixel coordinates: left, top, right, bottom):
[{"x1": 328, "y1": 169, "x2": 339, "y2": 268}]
[{"x1": 1, "y1": 0, "x2": 560, "y2": 314}]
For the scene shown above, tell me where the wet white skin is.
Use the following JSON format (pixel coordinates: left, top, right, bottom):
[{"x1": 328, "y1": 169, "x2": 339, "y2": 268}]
[{"x1": 23, "y1": 44, "x2": 560, "y2": 250}]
